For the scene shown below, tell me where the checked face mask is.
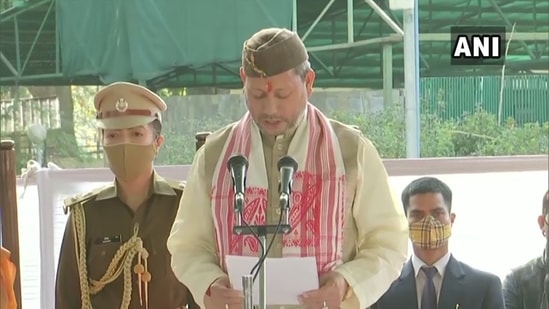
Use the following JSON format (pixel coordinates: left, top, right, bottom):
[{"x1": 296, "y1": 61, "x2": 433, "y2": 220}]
[{"x1": 409, "y1": 215, "x2": 452, "y2": 249}]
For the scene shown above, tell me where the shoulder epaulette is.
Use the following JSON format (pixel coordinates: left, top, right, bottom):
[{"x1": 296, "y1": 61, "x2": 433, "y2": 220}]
[{"x1": 62, "y1": 186, "x2": 104, "y2": 215}]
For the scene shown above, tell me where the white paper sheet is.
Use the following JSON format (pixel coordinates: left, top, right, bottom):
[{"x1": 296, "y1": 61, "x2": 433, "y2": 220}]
[{"x1": 225, "y1": 255, "x2": 319, "y2": 305}]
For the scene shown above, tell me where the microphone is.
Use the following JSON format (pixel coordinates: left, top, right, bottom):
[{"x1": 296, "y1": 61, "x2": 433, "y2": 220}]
[
  {"x1": 277, "y1": 156, "x2": 298, "y2": 210},
  {"x1": 227, "y1": 154, "x2": 248, "y2": 214}
]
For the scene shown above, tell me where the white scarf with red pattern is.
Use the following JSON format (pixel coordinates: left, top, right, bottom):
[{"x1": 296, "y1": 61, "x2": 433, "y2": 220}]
[{"x1": 211, "y1": 103, "x2": 346, "y2": 275}]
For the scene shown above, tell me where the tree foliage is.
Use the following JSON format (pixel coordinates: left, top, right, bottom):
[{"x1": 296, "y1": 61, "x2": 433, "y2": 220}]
[
  {"x1": 156, "y1": 105, "x2": 548, "y2": 165},
  {"x1": 2, "y1": 84, "x2": 547, "y2": 171}
]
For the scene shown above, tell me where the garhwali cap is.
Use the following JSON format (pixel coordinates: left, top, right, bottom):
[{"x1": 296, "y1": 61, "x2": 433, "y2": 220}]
[
  {"x1": 242, "y1": 28, "x2": 309, "y2": 78},
  {"x1": 93, "y1": 82, "x2": 166, "y2": 129}
]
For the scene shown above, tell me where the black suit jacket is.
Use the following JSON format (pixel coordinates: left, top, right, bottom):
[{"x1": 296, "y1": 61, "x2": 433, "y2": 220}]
[
  {"x1": 373, "y1": 255, "x2": 505, "y2": 309},
  {"x1": 503, "y1": 255, "x2": 548, "y2": 309}
]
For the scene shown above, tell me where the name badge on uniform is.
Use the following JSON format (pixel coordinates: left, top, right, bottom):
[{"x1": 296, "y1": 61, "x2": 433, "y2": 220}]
[{"x1": 94, "y1": 234, "x2": 122, "y2": 245}]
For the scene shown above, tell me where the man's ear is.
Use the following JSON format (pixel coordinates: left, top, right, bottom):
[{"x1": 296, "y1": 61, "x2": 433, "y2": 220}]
[
  {"x1": 240, "y1": 67, "x2": 247, "y2": 84},
  {"x1": 450, "y1": 213, "x2": 456, "y2": 225},
  {"x1": 305, "y1": 69, "x2": 315, "y2": 97},
  {"x1": 538, "y1": 215, "x2": 546, "y2": 231}
]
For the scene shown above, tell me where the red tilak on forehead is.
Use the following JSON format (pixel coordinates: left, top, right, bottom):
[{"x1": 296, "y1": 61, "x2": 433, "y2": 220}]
[{"x1": 265, "y1": 80, "x2": 272, "y2": 93}]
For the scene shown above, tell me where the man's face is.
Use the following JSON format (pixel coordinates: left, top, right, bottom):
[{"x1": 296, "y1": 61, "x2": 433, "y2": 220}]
[
  {"x1": 102, "y1": 124, "x2": 163, "y2": 148},
  {"x1": 407, "y1": 192, "x2": 455, "y2": 226},
  {"x1": 240, "y1": 68, "x2": 315, "y2": 137}
]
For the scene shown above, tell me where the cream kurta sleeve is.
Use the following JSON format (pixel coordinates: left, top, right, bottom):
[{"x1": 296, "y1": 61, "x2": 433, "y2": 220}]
[
  {"x1": 167, "y1": 147, "x2": 226, "y2": 308},
  {"x1": 334, "y1": 136, "x2": 409, "y2": 308}
]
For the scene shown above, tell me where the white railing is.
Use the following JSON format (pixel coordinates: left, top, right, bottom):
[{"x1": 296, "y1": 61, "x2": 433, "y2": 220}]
[{"x1": 14, "y1": 156, "x2": 548, "y2": 309}]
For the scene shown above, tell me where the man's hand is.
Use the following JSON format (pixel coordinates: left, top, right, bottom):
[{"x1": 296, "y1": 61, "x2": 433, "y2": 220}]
[
  {"x1": 203, "y1": 277, "x2": 243, "y2": 309},
  {"x1": 298, "y1": 271, "x2": 349, "y2": 309}
]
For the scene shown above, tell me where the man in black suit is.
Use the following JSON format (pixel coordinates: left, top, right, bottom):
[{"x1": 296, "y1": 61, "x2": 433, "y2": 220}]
[
  {"x1": 503, "y1": 190, "x2": 549, "y2": 309},
  {"x1": 374, "y1": 177, "x2": 504, "y2": 309}
]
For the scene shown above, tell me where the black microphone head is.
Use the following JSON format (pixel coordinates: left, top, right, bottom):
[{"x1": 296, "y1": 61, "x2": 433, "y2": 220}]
[
  {"x1": 277, "y1": 156, "x2": 298, "y2": 171},
  {"x1": 227, "y1": 154, "x2": 248, "y2": 171}
]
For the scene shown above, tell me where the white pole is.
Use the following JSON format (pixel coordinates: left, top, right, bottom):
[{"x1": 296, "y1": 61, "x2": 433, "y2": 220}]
[{"x1": 403, "y1": 0, "x2": 421, "y2": 158}]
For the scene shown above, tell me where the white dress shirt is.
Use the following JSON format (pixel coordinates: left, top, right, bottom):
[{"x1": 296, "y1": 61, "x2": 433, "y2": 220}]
[{"x1": 412, "y1": 252, "x2": 452, "y2": 308}]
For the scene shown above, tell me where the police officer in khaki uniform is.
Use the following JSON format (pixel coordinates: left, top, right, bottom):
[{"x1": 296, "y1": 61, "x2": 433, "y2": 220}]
[{"x1": 55, "y1": 82, "x2": 198, "y2": 309}]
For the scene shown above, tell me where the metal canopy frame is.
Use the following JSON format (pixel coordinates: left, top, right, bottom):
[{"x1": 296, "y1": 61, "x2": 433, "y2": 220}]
[{"x1": 0, "y1": 0, "x2": 547, "y2": 89}]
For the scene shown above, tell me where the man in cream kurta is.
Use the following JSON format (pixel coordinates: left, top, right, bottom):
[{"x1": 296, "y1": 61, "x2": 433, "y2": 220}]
[{"x1": 167, "y1": 27, "x2": 409, "y2": 309}]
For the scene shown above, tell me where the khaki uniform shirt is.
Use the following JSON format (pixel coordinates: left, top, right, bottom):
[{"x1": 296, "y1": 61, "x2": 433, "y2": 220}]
[
  {"x1": 55, "y1": 172, "x2": 198, "y2": 309},
  {"x1": 167, "y1": 120, "x2": 409, "y2": 309}
]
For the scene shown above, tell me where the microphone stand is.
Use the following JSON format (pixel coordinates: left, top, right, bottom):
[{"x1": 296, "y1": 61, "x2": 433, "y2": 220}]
[{"x1": 234, "y1": 195, "x2": 292, "y2": 309}]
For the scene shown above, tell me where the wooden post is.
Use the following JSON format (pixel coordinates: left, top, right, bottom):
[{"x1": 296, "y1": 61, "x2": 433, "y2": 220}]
[
  {"x1": 0, "y1": 140, "x2": 22, "y2": 308},
  {"x1": 195, "y1": 132, "x2": 212, "y2": 151}
]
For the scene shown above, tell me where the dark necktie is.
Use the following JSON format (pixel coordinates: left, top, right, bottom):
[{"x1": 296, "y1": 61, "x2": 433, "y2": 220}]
[{"x1": 421, "y1": 266, "x2": 438, "y2": 309}]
